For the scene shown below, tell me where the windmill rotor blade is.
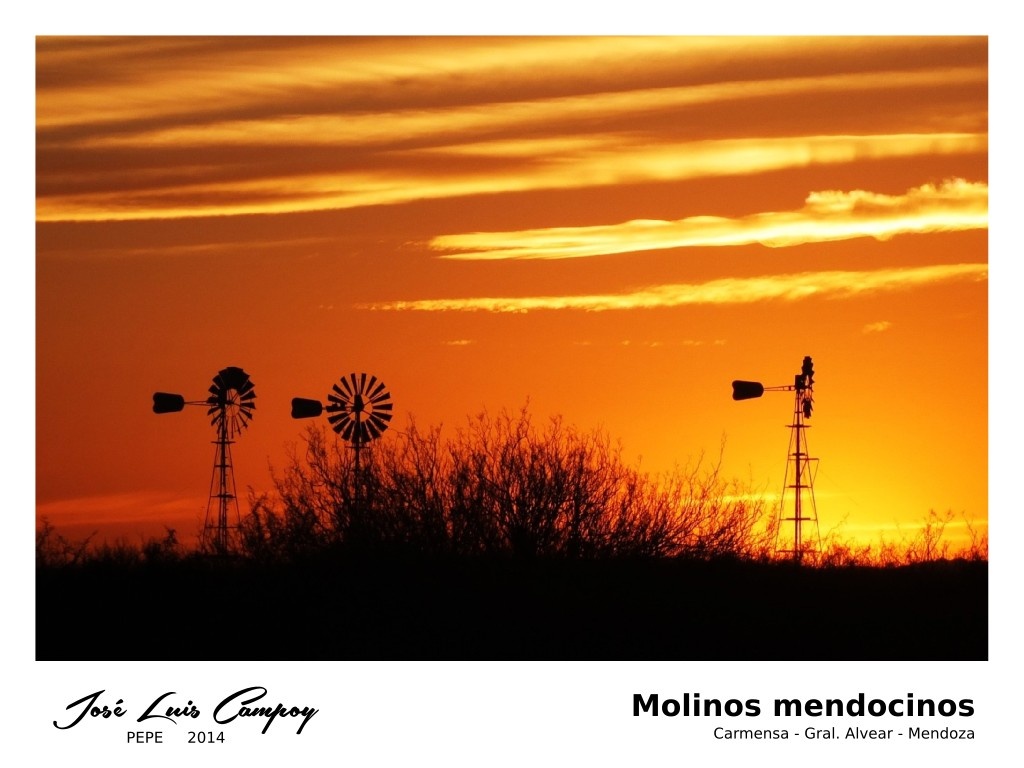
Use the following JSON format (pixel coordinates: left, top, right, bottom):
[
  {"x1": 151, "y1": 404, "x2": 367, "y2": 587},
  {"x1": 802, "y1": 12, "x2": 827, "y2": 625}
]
[
  {"x1": 327, "y1": 412, "x2": 350, "y2": 430},
  {"x1": 219, "y1": 366, "x2": 248, "y2": 390},
  {"x1": 372, "y1": 410, "x2": 393, "y2": 424},
  {"x1": 152, "y1": 392, "x2": 186, "y2": 413},
  {"x1": 369, "y1": 410, "x2": 392, "y2": 427},
  {"x1": 339, "y1": 377, "x2": 353, "y2": 396},
  {"x1": 365, "y1": 419, "x2": 381, "y2": 440},
  {"x1": 358, "y1": 373, "x2": 368, "y2": 394},
  {"x1": 341, "y1": 421, "x2": 356, "y2": 441},
  {"x1": 371, "y1": 401, "x2": 394, "y2": 413}
]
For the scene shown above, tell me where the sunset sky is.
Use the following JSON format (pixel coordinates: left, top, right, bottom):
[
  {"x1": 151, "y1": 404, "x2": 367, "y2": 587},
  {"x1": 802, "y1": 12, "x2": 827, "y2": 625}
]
[{"x1": 35, "y1": 36, "x2": 989, "y2": 551}]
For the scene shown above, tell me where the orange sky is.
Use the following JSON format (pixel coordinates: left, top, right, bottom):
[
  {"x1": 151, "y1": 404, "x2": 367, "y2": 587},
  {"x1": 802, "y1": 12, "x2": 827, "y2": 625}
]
[{"x1": 35, "y1": 36, "x2": 988, "y2": 552}]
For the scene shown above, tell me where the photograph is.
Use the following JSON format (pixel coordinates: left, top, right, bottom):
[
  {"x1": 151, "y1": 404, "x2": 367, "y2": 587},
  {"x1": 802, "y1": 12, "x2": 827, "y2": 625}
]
[
  {"x1": 35, "y1": 34, "x2": 988, "y2": 662},
  {"x1": 16, "y1": 16, "x2": 1013, "y2": 765}
]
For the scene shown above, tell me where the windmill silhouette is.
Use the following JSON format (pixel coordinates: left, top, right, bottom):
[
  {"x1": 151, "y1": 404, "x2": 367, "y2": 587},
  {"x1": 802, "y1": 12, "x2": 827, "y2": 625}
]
[
  {"x1": 291, "y1": 373, "x2": 393, "y2": 512},
  {"x1": 153, "y1": 366, "x2": 256, "y2": 554},
  {"x1": 732, "y1": 355, "x2": 820, "y2": 562}
]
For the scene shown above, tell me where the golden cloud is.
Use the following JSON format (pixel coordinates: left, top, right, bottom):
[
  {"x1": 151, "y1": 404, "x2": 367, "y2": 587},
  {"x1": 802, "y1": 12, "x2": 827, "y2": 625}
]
[
  {"x1": 36, "y1": 137, "x2": 987, "y2": 223},
  {"x1": 366, "y1": 263, "x2": 987, "y2": 313},
  {"x1": 432, "y1": 179, "x2": 989, "y2": 260}
]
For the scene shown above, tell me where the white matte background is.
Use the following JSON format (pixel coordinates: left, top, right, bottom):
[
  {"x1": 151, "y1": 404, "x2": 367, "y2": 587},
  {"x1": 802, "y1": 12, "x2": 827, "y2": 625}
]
[{"x1": 7, "y1": 3, "x2": 1018, "y2": 765}]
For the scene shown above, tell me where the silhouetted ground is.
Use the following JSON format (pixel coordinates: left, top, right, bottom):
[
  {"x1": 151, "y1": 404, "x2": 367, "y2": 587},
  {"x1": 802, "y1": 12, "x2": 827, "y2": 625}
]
[{"x1": 36, "y1": 555, "x2": 987, "y2": 660}]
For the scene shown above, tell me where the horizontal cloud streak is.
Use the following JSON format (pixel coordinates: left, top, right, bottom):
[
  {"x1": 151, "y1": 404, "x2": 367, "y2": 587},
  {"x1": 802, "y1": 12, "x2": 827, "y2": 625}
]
[
  {"x1": 68, "y1": 66, "x2": 985, "y2": 152},
  {"x1": 36, "y1": 134, "x2": 986, "y2": 222},
  {"x1": 432, "y1": 179, "x2": 989, "y2": 259},
  {"x1": 863, "y1": 321, "x2": 894, "y2": 334},
  {"x1": 37, "y1": 37, "x2": 983, "y2": 131},
  {"x1": 37, "y1": 491, "x2": 203, "y2": 526},
  {"x1": 366, "y1": 263, "x2": 987, "y2": 312}
]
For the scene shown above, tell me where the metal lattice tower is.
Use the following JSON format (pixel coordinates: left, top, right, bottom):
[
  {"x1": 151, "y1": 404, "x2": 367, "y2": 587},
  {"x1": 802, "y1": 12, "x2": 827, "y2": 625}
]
[
  {"x1": 153, "y1": 366, "x2": 256, "y2": 555},
  {"x1": 732, "y1": 355, "x2": 821, "y2": 562}
]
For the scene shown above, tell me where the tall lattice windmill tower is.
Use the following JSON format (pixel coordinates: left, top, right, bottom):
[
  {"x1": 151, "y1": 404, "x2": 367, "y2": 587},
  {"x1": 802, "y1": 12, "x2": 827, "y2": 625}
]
[
  {"x1": 152, "y1": 366, "x2": 256, "y2": 554},
  {"x1": 732, "y1": 355, "x2": 821, "y2": 562}
]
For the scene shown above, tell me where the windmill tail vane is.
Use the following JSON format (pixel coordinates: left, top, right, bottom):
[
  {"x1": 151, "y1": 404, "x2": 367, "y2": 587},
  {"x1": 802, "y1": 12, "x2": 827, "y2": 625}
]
[{"x1": 152, "y1": 392, "x2": 186, "y2": 413}]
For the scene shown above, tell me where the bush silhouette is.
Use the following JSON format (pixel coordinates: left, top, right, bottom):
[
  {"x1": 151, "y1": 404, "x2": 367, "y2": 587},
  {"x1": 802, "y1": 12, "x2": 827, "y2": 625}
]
[{"x1": 239, "y1": 408, "x2": 773, "y2": 562}]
